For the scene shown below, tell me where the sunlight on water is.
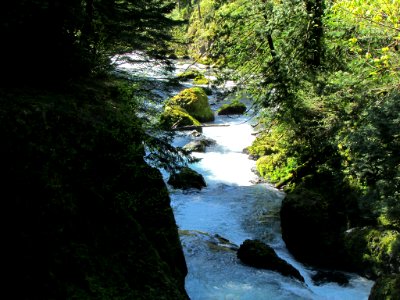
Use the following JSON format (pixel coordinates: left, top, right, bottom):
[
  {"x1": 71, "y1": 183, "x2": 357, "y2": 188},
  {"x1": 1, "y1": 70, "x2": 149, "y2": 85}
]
[
  {"x1": 116, "y1": 53, "x2": 374, "y2": 300},
  {"x1": 170, "y1": 116, "x2": 374, "y2": 300}
]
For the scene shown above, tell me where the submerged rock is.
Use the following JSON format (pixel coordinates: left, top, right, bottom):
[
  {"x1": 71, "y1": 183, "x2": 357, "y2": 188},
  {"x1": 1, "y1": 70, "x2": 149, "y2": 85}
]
[
  {"x1": 237, "y1": 239, "x2": 304, "y2": 282},
  {"x1": 312, "y1": 270, "x2": 350, "y2": 286},
  {"x1": 168, "y1": 167, "x2": 207, "y2": 190}
]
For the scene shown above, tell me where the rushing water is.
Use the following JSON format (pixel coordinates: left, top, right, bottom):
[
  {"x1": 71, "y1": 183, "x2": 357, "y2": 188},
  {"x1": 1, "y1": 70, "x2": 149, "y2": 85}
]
[
  {"x1": 168, "y1": 114, "x2": 373, "y2": 300},
  {"x1": 116, "y1": 52, "x2": 374, "y2": 299}
]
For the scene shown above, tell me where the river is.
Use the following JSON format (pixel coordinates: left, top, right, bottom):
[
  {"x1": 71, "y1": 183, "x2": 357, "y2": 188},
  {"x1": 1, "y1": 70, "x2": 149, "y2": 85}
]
[{"x1": 114, "y1": 52, "x2": 374, "y2": 300}]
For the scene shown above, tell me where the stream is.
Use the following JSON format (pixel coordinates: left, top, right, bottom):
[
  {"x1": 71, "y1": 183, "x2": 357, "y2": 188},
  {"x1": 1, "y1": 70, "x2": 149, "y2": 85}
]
[{"x1": 114, "y1": 52, "x2": 374, "y2": 300}]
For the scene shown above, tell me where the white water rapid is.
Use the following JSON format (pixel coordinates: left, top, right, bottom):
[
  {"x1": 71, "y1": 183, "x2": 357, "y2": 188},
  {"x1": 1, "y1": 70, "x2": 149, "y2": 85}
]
[
  {"x1": 115, "y1": 52, "x2": 374, "y2": 299},
  {"x1": 168, "y1": 113, "x2": 373, "y2": 300}
]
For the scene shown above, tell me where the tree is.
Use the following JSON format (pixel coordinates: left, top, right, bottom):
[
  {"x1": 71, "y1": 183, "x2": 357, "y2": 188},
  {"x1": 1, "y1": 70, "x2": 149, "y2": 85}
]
[{"x1": 0, "y1": 0, "x2": 178, "y2": 84}]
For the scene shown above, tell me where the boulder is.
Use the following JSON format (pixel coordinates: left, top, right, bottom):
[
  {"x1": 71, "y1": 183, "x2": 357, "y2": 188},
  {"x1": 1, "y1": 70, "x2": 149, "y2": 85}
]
[
  {"x1": 183, "y1": 137, "x2": 216, "y2": 153},
  {"x1": 217, "y1": 101, "x2": 247, "y2": 115},
  {"x1": 166, "y1": 87, "x2": 214, "y2": 122},
  {"x1": 237, "y1": 239, "x2": 304, "y2": 282},
  {"x1": 159, "y1": 106, "x2": 201, "y2": 130},
  {"x1": 167, "y1": 167, "x2": 207, "y2": 190}
]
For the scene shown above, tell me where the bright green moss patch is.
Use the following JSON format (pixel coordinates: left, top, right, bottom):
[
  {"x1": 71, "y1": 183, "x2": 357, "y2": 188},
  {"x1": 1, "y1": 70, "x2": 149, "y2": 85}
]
[
  {"x1": 177, "y1": 70, "x2": 202, "y2": 80},
  {"x1": 159, "y1": 106, "x2": 201, "y2": 129},
  {"x1": 193, "y1": 75, "x2": 209, "y2": 85},
  {"x1": 166, "y1": 87, "x2": 214, "y2": 122}
]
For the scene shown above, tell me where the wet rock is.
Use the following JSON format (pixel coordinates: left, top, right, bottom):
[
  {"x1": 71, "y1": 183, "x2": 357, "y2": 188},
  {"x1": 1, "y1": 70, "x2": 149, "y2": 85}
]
[
  {"x1": 183, "y1": 137, "x2": 216, "y2": 153},
  {"x1": 237, "y1": 239, "x2": 304, "y2": 282},
  {"x1": 167, "y1": 167, "x2": 207, "y2": 190},
  {"x1": 312, "y1": 270, "x2": 350, "y2": 286}
]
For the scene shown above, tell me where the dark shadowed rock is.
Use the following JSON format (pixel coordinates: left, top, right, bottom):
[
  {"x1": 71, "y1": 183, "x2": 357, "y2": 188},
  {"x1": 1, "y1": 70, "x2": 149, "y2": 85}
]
[
  {"x1": 312, "y1": 270, "x2": 350, "y2": 286},
  {"x1": 168, "y1": 167, "x2": 207, "y2": 190},
  {"x1": 237, "y1": 239, "x2": 304, "y2": 282}
]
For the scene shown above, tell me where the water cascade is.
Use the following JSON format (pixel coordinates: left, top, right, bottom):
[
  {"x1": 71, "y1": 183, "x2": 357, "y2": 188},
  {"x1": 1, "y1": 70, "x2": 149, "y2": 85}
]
[{"x1": 116, "y1": 53, "x2": 374, "y2": 300}]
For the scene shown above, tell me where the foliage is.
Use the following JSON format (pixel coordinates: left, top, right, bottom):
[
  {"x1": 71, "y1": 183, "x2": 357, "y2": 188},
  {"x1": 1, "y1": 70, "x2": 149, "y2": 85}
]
[
  {"x1": 0, "y1": 0, "x2": 178, "y2": 83},
  {"x1": 344, "y1": 227, "x2": 400, "y2": 277},
  {"x1": 2, "y1": 79, "x2": 188, "y2": 299}
]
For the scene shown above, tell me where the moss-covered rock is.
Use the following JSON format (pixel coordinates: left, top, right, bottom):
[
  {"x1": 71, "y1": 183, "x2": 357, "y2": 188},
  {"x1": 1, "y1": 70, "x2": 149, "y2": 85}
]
[
  {"x1": 167, "y1": 167, "x2": 207, "y2": 190},
  {"x1": 237, "y1": 239, "x2": 304, "y2": 282},
  {"x1": 160, "y1": 105, "x2": 202, "y2": 129},
  {"x1": 369, "y1": 274, "x2": 400, "y2": 300},
  {"x1": 217, "y1": 101, "x2": 247, "y2": 115},
  {"x1": 343, "y1": 227, "x2": 400, "y2": 278},
  {"x1": 166, "y1": 87, "x2": 214, "y2": 122},
  {"x1": 177, "y1": 69, "x2": 202, "y2": 80},
  {"x1": 193, "y1": 74, "x2": 209, "y2": 85}
]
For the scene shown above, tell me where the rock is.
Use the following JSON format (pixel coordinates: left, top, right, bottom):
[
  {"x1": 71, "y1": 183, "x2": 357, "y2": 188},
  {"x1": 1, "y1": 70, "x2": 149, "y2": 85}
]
[
  {"x1": 217, "y1": 101, "x2": 247, "y2": 115},
  {"x1": 167, "y1": 167, "x2": 207, "y2": 190},
  {"x1": 237, "y1": 239, "x2": 304, "y2": 282},
  {"x1": 368, "y1": 274, "x2": 400, "y2": 300},
  {"x1": 166, "y1": 87, "x2": 214, "y2": 122},
  {"x1": 312, "y1": 270, "x2": 350, "y2": 286},
  {"x1": 159, "y1": 106, "x2": 201, "y2": 130},
  {"x1": 183, "y1": 140, "x2": 207, "y2": 152},
  {"x1": 183, "y1": 137, "x2": 216, "y2": 153}
]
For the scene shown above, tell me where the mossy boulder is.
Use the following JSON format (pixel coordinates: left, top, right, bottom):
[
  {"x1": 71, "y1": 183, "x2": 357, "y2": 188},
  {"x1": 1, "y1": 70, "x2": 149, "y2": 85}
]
[
  {"x1": 217, "y1": 101, "x2": 247, "y2": 115},
  {"x1": 369, "y1": 274, "x2": 400, "y2": 300},
  {"x1": 177, "y1": 69, "x2": 202, "y2": 80},
  {"x1": 193, "y1": 74, "x2": 209, "y2": 85},
  {"x1": 167, "y1": 167, "x2": 207, "y2": 190},
  {"x1": 160, "y1": 106, "x2": 201, "y2": 130},
  {"x1": 166, "y1": 87, "x2": 214, "y2": 122},
  {"x1": 237, "y1": 239, "x2": 304, "y2": 282},
  {"x1": 343, "y1": 226, "x2": 400, "y2": 278}
]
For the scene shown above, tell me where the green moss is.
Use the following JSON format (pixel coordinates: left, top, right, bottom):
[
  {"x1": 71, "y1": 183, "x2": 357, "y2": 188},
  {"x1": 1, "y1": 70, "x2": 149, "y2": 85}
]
[
  {"x1": 193, "y1": 75, "x2": 209, "y2": 85},
  {"x1": 344, "y1": 227, "x2": 400, "y2": 277},
  {"x1": 369, "y1": 275, "x2": 400, "y2": 300},
  {"x1": 159, "y1": 106, "x2": 201, "y2": 129},
  {"x1": 177, "y1": 70, "x2": 202, "y2": 80},
  {"x1": 166, "y1": 87, "x2": 214, "y2": 122},
  {"x1": 217, "y1": 101, "x2": 246, "y2": 115},
  {"x1": 247, "y1": 133, "x2": 279, "y2": 159},
  {"x1": 256, "y1": 154, "x2": 297, "y2": 184}
]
